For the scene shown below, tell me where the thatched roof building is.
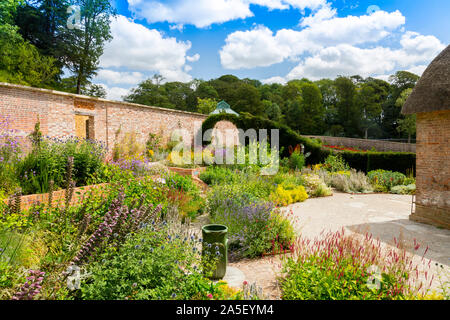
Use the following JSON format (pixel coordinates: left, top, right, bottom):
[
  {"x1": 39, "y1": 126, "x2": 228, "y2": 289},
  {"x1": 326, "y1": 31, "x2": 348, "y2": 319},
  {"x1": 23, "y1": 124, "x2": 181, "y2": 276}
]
[
  {"x1": 400, "y1": 44, "x2": 450, "y2": 229},
  {"x1": 402, "y1": 45, "x2": 450, "y2": 115}
]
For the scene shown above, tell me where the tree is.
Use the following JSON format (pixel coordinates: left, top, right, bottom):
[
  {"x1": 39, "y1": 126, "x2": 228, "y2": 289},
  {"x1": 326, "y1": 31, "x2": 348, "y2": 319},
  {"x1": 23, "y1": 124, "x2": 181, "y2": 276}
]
[
  {"x1": 356, "y1": 79, "x2": 388, "y2": 139},
  {"x1": 124, "y1": 76, "x2": 172, "y2": 109},
  {"x1": 232, "y1": 83, "x2": 263, "y2": 115},
  {"x1": 316, "y1": 79, "x2": 338, "y2": 126},
  {"x1": 15, "y1": 0, "x2": 70, "y2": 75},
  {"x1": 282, "y1": 80, "x2": 303, "y2": 101},
  {"x1": 197, "y1": 97, "x2": 217, "y2": 114},
  {"x1": 61, "y1": 0, "x2": 115, "y2": 93},
  {"x1": 381, "y1": 71, "x2": 419, "y2": 138},
  {"x1": 259, "y1": 83, "x2": 284, "y2": 107},
  {"x1": 285, "y1": 98, "x2": 303, "y2": 132},
  {"x1": 334, "y1": 76, "x2": 360, "y2": 137},
  {"x1": 0, "y1": 0, "x2": 18, "y2": 23},
  {"x1": 195, "y1": 81, "x2": 219, "y2": 100},
  {"x1": 209, "y1": 75, "x2": 264, "y2": 116},
  {"x1": 55, "y1": 76, "x2": 105, "y2": 98},
  {"x1": 298, "y1": 83, "x2": 325, "y2": 134},
  {"x1": 163, "y1": 81, "x2": 193, "y2": 111},
  {"x1": 262, "y1": 100, "x2": 282, "y2": 122},
  {"x1": 395, "y1": 88, "x2": 415, "y2": 143},
  {"x1": 82, "y1": 83, "x2": 106, "y2": 98},
  {"x1": 0, "y1": 0, "x2": 59, "y2": 87}
]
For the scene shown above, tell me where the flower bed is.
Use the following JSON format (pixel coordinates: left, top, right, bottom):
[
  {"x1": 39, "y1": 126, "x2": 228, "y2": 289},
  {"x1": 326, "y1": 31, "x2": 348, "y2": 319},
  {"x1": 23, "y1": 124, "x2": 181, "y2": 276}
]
[
  {"x1": 323, "y1": 144, "x2": 368, "y2": 152},
  {"x1": 0, "y1": 161, "x2": 242, "y2": 300},
  {"x1": 280, "y1": 230, "x2": 440, "y2": 300}
]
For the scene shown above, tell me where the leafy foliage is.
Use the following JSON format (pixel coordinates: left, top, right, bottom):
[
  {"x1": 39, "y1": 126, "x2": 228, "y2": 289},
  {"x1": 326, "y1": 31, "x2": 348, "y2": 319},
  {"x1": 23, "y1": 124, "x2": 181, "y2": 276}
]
[{"x1": 16, "y1": 137, "x2": 106, "y2": 195}]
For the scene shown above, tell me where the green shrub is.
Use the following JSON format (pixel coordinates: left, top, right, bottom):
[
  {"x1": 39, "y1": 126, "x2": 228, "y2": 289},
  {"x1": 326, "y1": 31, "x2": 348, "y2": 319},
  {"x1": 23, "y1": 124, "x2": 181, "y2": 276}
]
[
  {"x1": 200, "y1": 166, "x2": 238, "y2": 185},
  {"x1": 323, "y1": 154, "x2": 350, "y2": 172},
  {"x1": 0, "y1": 118, "x2": 21, "y2": 195},
  {"x1": 210, "y1": 199, "x2": 294, "y2": 259},
  {"x1": 341, "y1": 151, "x2": 416, "y2": 175},
  {"x1": 390, "y1": 184, "x2": 416, "y2": 195},
  {"x1": 301, "y1": 174, "x2": 332, "y2": 197},
  {"x1": 272, "y1": 172, "x2": 304, "y2": 187},
  {"x1": 367, "y1": 170, "x2": 407, "y2": 192},
  {"x1": 321, "y1": 169, "x2": 373, "y2": 193},
  {"x1": 16, "y1": 137, "x2": 106, "y2": 195},
  {"x1": 403, "y1": 177, "x2": 416, "y2": 186},
  {"x1": 164, "y1": 173, "x2": 199, "y2": 194},
  {"x1": 286, "y1": 151, "x2": 305, "y2": 171}
]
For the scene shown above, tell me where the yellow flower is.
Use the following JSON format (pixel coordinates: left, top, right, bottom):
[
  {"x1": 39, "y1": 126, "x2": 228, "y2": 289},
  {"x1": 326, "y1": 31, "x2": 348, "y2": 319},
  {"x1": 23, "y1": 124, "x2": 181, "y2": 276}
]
[{"x1": 270, "y1": 185, "x2": 308, "y2": 206}]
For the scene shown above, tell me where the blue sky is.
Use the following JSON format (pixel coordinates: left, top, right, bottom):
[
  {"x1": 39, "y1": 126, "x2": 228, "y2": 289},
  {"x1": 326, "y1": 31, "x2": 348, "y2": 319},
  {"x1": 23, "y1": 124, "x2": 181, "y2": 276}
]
[{"x1": 93, "y1": 0, "x2": 449, "y2": 100}]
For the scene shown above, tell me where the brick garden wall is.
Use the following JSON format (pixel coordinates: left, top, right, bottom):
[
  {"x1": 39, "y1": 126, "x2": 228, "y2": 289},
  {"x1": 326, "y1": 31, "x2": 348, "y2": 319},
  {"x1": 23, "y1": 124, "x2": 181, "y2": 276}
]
[
  {"x1": 411, "y1": 110, "x2": 450, "y2": 229},
  {"x1": 6, "y1": 183, "x2": 110, "y2": 211},
  {"x1": 305, "y1": 135, "x2": 416, "y2": 153},
  {"x1": 0, "y1": 83, "x2": 213, "y2": 156}
]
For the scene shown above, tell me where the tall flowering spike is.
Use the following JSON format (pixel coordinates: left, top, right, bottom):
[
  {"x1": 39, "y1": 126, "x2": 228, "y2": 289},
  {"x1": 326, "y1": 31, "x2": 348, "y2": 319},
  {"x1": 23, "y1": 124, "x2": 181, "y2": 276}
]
[
  {"x1": 47, "y1": 180, "x2": 54, "y2": 207},
  {"x1": 12, "y1": 270, "x2": 45, "y2": 300}
]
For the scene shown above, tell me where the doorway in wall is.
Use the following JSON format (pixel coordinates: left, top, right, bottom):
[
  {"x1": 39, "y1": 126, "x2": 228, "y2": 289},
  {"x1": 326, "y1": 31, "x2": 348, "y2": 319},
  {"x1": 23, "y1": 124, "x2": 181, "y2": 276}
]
[{"x1": 75, "y1": 114, "x2": 94, "y2": 139}]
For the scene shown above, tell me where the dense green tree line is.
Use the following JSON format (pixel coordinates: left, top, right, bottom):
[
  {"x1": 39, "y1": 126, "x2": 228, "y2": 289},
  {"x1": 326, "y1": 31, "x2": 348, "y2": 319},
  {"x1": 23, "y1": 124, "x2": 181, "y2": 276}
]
[
  {"x1": 0, "y1": 0, "x2": 114, "y2": 96},
  {"x1": 125, "y1": 72, "x2": 419, "y2": 140}
]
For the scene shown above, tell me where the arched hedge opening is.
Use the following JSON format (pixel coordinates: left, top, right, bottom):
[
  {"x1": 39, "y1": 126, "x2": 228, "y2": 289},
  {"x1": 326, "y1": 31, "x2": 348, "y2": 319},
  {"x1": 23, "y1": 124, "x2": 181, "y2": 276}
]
[{"x1": 200, "y1": 113, "x2": 416, "y2": 174}]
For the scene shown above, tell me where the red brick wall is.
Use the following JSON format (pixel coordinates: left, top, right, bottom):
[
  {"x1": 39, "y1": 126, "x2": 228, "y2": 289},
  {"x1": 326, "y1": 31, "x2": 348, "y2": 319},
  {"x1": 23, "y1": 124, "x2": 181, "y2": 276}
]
[
  {"x1": 5, "y1": 183, "x2": 110, "y2": 211},
  {"x1": 305, "y1": 135, "x2": 416, "y2": 152},
  {"x1": 0, "y1": 83, "x2": 209, "y2": 155},
  {"x1": 411, "y1": 110, "x2": 450, "y2": 228}
]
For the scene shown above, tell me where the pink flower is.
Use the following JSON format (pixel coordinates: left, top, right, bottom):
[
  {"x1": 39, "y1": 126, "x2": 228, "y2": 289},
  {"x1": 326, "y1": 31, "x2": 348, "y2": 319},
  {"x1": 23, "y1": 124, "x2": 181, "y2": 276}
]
[{"x1": 207, "y1": 293, "x2": 213, "y2": 299}]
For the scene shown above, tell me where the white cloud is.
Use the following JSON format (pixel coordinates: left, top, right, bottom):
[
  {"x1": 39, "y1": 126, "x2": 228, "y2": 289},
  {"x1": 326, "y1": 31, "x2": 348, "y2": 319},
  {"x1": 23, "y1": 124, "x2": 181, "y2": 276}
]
[
  {"x1": 127, "y1": 0, "x2": 253, "y2": 28},
  {"x1": 249, "y1": 0, "x2": 326, "y2": 10},
  {"x1": 186, "y1": 54, "x2": 201, "y2": 62},
  {"x1": 220, "y1": 9, "x2": 406, "y2": 69},
  {"x1": 126, "y1": 0, "x2": 327, "y2": 28},
  {"x1": 405, "y1": 65, "x2": 428, "y2": 76},
  {"x1": 169, "y1": 24, "x2": 185, "y2": 32},
  {"x1": 396, "y1": 31, "x2": 445, "y2": 67},
  {"x1": 220, "y1": 26, "x2": 290, "y2": 69},
  {"x1": 95, "y1": 70, "x2": 145, "y2": 86},
  {"x1": 283, "y1": 33, "x2": 444, "y2": 81},
  {"x1": 299, "y1": 2, "x2": 336, "y2": 26},
  {"x1": 220, "y1": 3, "x2": 445, "y2": 81},
  {"x1": 100, "y1": 15, "x2": 197, "y2": 82},
  {"x1": 100, "y1": 84, "x2": 131, "y2": 101},
  {"x1": 285, "y1": 45, "x2": 399, "y2": 80},
  {"x1": 262, "y1": 76, "x2": 287, "y2": 84},
  {"x1": 282, "y1": 0, "x2": 326, "y2": 10}
]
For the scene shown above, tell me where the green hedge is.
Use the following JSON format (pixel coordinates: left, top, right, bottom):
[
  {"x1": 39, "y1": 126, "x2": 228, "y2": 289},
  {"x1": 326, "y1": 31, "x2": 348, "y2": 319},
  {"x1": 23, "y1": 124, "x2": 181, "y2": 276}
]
[{"x1": 200, "y1": 113, "x2": 416, "y2": 175}]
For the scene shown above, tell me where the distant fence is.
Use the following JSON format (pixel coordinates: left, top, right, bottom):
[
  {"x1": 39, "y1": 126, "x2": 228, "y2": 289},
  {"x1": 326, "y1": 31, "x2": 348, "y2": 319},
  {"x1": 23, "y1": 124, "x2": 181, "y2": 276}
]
[{"x1": 305, "y1": 136, "x2": 416, "y2": 153}]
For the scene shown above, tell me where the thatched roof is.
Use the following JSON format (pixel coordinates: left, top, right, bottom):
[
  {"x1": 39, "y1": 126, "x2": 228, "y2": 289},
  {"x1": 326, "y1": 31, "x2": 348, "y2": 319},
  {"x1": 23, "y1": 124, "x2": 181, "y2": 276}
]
[{"x1": 402, "y1": 45, "x2": 450, "y2": 114}]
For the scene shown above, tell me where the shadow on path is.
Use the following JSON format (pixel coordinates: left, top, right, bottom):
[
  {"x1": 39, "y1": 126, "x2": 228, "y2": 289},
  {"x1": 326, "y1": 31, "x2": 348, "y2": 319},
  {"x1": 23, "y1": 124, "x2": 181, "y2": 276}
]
[{"x1": 347, "y1": 218, "x2": 450, "y2": 267}]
